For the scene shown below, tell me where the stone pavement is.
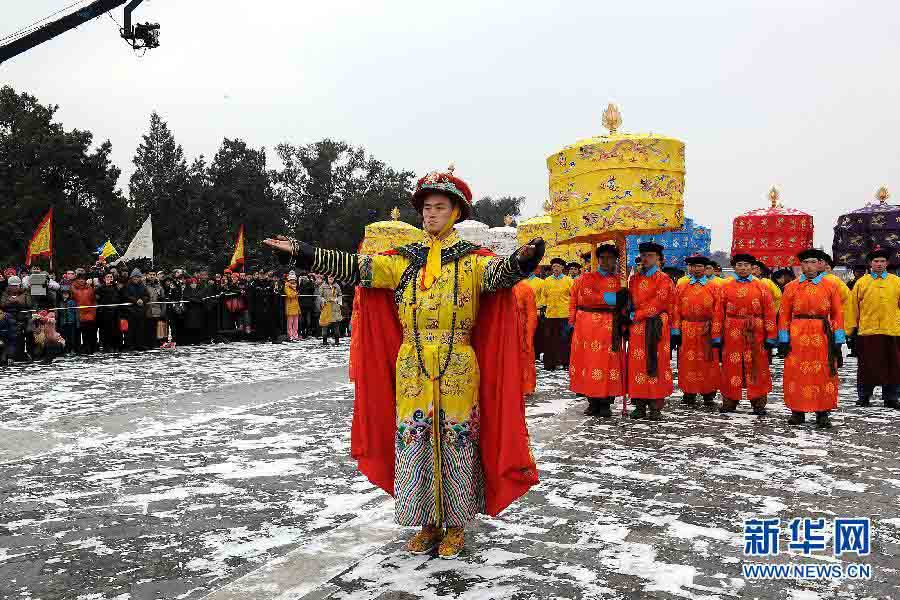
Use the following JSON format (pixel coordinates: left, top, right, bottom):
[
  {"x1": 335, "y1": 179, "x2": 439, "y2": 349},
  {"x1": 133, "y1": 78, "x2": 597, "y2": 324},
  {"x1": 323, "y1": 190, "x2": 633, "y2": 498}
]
[
  {"x1": 1, "y1": 342, "x2": 899, "y2": 600},
  {"x1": 212, "y1": 362, "x2": 900, "y2": 600}
]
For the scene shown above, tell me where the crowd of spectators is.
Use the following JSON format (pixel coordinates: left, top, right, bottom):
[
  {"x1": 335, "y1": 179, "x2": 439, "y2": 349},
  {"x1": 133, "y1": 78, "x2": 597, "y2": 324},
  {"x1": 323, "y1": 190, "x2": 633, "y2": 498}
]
[{"x1": 0, "y1": 261, "x2": 351, "y2": 366}]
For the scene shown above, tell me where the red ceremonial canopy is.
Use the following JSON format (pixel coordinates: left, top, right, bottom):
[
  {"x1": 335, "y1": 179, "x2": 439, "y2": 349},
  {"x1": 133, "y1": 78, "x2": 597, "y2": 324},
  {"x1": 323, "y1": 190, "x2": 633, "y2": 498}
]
[{"x1": 731, "y1": 187, "x2": 813, "y2": 268}]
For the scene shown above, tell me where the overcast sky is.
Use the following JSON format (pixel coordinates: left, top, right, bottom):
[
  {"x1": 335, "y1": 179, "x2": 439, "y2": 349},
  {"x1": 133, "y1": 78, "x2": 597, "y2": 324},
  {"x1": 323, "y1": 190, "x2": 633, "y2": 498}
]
[{"x1": 2, "y1": 0, "x2": 898, "y2": 250}]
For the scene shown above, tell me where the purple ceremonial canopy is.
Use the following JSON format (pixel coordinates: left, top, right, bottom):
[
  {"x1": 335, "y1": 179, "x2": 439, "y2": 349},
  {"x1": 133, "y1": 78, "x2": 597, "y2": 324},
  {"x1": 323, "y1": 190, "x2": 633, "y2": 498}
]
[{"x1": 832, "y1": 188, "x2": 900, "y2": 267}]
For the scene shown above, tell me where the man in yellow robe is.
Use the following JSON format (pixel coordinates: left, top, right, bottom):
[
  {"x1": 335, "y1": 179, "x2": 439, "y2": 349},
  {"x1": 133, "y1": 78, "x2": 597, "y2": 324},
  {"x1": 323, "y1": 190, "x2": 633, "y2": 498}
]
[
  {"x1": 819, "y1": 253, "x2": 852, "y2": 328},
  {"x1": 264, "y1": 166, "x2": 543, "y2": 559},
  {"x1": 541, "y1": 258, "x2": 574, "y2": 370},
  {"x1": 523, "y1": 270, "x2": 545, "y2": 359},
  {"x1": 846, "y1": 247, "x2": 900, "y2": 408}
]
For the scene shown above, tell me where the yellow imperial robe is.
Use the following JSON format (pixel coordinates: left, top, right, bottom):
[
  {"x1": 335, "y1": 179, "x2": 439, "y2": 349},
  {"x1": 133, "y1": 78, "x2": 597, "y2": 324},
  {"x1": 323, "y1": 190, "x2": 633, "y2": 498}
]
[
  {"x1": 543, "y1": 275, "x2": 573, "y2": 318},
  {"x1": 824, "y1": 273, "x2": 851, "y2": 327},
  {"x1": 524, "y1": 274, "x2": 545, "y2": 309},
  {"x1": 760, "y1": 277, "x2": 783, "y2": 314},
  {"x1": 320, "y1": 230, "x2": 527, "y2": 527}
]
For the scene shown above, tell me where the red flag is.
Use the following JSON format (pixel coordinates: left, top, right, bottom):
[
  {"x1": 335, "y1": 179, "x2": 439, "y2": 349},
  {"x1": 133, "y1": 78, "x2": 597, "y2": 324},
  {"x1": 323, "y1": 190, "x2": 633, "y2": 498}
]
[
  {"x1": 228, "y1": 225, "x2": 245, "y2": 271},
  {"x1": 26, "y1": 208, "x2": 53, "y2": 267}
]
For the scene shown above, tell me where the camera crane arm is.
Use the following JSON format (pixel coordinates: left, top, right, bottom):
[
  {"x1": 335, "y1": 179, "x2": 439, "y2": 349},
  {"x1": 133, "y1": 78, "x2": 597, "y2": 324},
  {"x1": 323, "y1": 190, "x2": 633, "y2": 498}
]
[{"x1": 0, "y1": 0, "x2": 159, "y2": 66}]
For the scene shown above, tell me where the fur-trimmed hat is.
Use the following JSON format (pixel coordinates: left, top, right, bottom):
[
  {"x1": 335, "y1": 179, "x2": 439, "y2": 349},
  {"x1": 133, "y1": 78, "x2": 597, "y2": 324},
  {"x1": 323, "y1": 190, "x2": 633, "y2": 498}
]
[
  {"x1": 684, "y1": 254, "x2": 708, "y2": 266},
  {"x1": 549, "y1": 257, "x2": 567, "y2": 268},
  {"x1": 411, "y1": 164, "x2": 473, "y2": 222}
]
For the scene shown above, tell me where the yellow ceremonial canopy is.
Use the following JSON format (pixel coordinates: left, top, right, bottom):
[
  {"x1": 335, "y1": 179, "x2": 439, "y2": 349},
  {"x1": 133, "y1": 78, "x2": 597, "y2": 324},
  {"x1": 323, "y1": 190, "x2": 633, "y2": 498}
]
[
  {"x1": 359, "y1": 207, "x2": 423, "y2": 254},
  {"x1": 517, "y1": 202, "x2": 591, "y2": 267},
  {"x1": 547, "y1": 103, "x2": 686, "y2": 271}
]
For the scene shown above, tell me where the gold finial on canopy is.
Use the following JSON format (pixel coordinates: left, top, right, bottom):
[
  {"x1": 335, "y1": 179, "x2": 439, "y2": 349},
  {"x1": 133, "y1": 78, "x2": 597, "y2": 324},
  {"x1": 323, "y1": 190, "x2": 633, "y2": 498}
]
[
  {"x1": 877, "y1": 186, "x2": 890, "y2": 203},
  {"x1": 447, "y1": 162, "x2": 456, "y2": 175},
  {"x1": 390, "y1": 206, "x2": 401, "y2": 220},
  {"x1": 602, "y1": 103, "x2": 622, "y2": 135},
  {"x1": 541, "y1": 198, "x2": 552, "y2": 213},
  {"x1": 504, "y1": 214, "x2": 514, "y2": 226},
  {"x1": 768, "y1": 186, "x2": 780, "y2": 208}
]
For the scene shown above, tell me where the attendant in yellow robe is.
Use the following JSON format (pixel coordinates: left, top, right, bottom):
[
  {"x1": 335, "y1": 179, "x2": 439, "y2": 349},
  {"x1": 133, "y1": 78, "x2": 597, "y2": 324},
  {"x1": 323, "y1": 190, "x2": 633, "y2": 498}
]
[
  {"x1": 819, "y1": 254, "x2": 852, "y2": 330},
  {"x1": 524, "y1": 272, "x2": 545, "y2": 358},
  {"x1": 542, "y1": 258, "x2": 574, "y2": 370},
  {"x1": 264, "y1": 167, "x2": 544, "y2": 559},
  {"x1": 846, "y1": 247, "x2": 900, "y2": 408},
  {"x1": 701, "y1": 260, "x2": 724, "y2": 286}
]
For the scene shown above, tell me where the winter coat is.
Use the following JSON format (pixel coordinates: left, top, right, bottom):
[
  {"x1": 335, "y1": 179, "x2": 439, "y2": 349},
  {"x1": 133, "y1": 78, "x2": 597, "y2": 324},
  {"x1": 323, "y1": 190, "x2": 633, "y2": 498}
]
[
  {"x1": 1, "y1": 289, "x2": 32, "y2": 323},
  {"x1": 70, "y1": 280, "x2": 97, "y2": 322},
  {"x1": 95, "y1": 284, "x2": 120, "y2": 326},
  {"x1": 0, "y1": 311, "x2": 16, "y2": 350},
  {"x1": 164, "y1": 282, "x2": 185, "y2": 316},
  {"x1": 283, "y1": 282, "x2": 301, "y2": 317},
  {"x1": 317, "y1": 282, "x2": 343, "y2": 325},
  {"x1": 297, "y1": 276, "x2": 316, "y2": 310},
  {"x1": 181, "y1": 285, "x2": 207, "y2": 330},
  {"x1": 249, "y1": 280, "x2": 277, "y2": 320},
  {"x1": 145, "y1": 283, "x2": 167, "y2": 318},
  {"x1": 123, "y1": 282, "x2": 150, "y2": 319},
  {"x1": 57, "y1": 298, "x2": 80, "y2": 328}
]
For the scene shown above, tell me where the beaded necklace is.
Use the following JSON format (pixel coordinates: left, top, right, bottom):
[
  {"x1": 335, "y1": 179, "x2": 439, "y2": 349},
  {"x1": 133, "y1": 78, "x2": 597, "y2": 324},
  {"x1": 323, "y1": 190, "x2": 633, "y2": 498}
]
[{"x1": 410, "y1": 258, "x2": 460, "y2": 381}]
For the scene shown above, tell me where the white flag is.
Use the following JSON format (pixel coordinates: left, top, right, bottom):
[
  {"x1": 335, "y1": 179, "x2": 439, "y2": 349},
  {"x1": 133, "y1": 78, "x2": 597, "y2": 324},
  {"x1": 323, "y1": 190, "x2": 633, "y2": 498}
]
[{"x1": 113, "y1": 216, "x2": 154, "y2": 265}]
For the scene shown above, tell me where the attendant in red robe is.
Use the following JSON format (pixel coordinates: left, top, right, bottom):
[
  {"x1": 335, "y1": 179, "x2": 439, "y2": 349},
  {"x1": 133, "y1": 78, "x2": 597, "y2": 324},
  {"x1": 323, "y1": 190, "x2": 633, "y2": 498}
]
[
  {"x1": 627, "y1": 241, "x2": 675, "y2": 420},
  {"x1": 513, "y1": 281, "x2": 538, "y2": 395},
  {"x1": 712, "y1": 254, "x2": 777, "y2": 415},
  {"x1": 672, "y1": 254, "x2": 721, "y2": 408},
  {"x1": 778, "y1": 249, "x2": 845, "y2": 429},
  {"x1": 569, "y1": 244, "x2": 627, "y2": 418}
]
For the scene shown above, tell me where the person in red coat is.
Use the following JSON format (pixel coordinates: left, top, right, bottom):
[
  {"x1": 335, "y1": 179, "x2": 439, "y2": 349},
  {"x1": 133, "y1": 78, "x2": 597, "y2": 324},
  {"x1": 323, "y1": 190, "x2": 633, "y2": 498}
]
[
  {"x1": 672, "y1": 254, "x2": 722, "y2": 409},
  {"x1": 569, "y1": 244, "x2": 627, "y2": 418},
  {"x1": 778, "y1": 249, "x2": 845, "y2": 428},
  {"x1": 627, "y1": 241, "x2": 675, "y2": 420},
  {"x1": 712, "y1": 254, "x2": 777, "y2": 415}
]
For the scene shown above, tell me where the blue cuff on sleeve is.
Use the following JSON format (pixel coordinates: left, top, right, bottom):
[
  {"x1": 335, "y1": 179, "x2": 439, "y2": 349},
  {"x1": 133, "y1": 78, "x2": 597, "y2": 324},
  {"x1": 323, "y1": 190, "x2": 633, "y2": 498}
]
[
  {"x1": 670, "y1": 328, "x2": 681, "y2": 336},
  {"x1": 602, "y1": 292, "x2": 617, "y2": 306},
  {"x1": 629, "y1": 311, "x2": 635, "y2": 321},
  {"x1": 834, "y1": 329, "x2": 846, "y2": 344},
  {"x1": 778, "y1": 330, "x2": 790, "y2": 343},
  {"x1": 766, "y1": 338, "x2": 777, "y2": 346},
  {"x1": 712, "y1": 337, "x2": 721, "y2": 344}
]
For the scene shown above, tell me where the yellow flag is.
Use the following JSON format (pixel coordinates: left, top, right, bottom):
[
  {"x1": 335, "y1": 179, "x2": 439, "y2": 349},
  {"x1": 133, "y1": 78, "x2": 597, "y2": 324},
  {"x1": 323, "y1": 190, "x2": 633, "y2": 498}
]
[
  {"x1": 26, "y1": 208, "x2": 53, "y2": 266},
  {"x1": 98, "y1": 240, "x2": 118, "y2": 259},
  {"x1": 228, "y1": 225, "x2": 245, "y2": 270}
]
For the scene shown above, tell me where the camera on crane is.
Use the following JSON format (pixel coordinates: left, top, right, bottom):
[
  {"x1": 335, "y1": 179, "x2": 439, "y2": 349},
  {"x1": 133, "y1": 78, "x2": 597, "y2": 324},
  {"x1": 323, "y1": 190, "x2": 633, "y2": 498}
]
[
  {"x1": 123, "y1": 21, "x2": 159, "y2": 50},
  {"x1": 132, "y1": 22, "x2": 160, "y2": 49}
]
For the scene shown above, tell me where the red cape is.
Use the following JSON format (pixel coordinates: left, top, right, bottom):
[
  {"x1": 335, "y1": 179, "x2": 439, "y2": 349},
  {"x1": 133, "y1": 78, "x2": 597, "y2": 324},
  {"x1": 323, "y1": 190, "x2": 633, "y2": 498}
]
[{"x1": 349, "y1": 250, "x2": 539, "y2": 517}]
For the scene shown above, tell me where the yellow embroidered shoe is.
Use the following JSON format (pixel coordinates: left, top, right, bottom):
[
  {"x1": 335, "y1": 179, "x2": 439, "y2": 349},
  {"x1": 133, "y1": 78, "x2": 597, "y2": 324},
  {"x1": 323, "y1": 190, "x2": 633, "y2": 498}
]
[
  {"x1": 406, "y1": 526, "x2": 442, "y2": 555},
  {"x1": 438, "y1": 527, "x2": 465, "y2": 559}
]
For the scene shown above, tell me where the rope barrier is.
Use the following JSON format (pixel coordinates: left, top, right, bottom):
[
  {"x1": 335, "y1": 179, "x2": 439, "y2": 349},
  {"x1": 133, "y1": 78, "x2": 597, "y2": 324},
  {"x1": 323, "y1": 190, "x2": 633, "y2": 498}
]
[{"x1": 4, "y1": 292, "x2": 334, "y2": 315}]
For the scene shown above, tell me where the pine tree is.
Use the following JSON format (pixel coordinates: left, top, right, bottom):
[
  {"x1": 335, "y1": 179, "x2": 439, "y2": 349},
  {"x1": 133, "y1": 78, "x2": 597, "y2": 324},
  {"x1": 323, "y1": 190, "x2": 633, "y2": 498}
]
[
  {"x1": 207, "y1": 138, "x2": 284, "y2": 270},
  {"x1": 471, "y1": 196, "x2": 523, "y2": 227},
  {"x1": 272, "y1": 140, "x2": 415, "y2": 252},
  {"x1": 0, "y1": 85, "x2": 128, "y2": 268},
  {"x1": 129, "y1": 112, "x2": 195, "y2": 265}
]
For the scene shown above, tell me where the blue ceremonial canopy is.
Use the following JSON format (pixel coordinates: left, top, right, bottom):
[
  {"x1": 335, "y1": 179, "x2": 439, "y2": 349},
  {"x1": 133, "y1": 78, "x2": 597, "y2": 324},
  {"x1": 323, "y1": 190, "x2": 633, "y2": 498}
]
[{"x1": 626, "y1": 217, "x2": 712, "y2": 269}]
